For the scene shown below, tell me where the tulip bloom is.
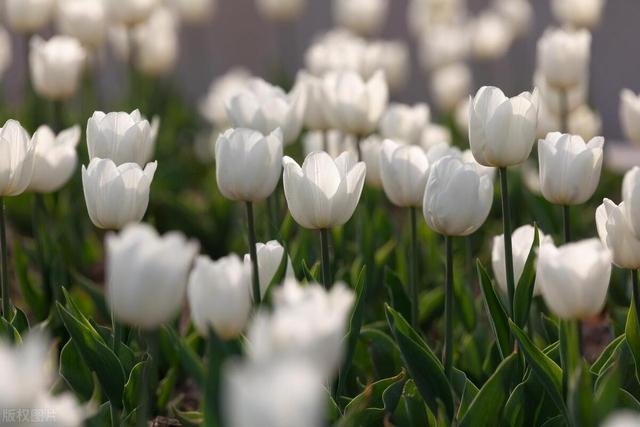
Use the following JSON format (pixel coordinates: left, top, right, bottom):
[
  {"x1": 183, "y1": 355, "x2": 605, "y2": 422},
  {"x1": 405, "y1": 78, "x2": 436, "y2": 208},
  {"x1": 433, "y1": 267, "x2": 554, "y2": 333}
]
[
  {"x1": 619, "y1": 89, "x2": 640, "y2": 145},
  {"x1": 551, "y1": 0, "x2": 604, "y2": 29},
  {"x1": 380, "y1": 139, "x2": 430, "y2": 208},
  {"x1": 255, "y1": 0, "x2": 306, "y2": 23},
  {"x1": 333, "y1": 0, "x2": 388, "y2": 36},
  {"x1": 379, "y1": 103, "x2": 430, "y2": 146},
  {"x1": 243, "y1": 241, "x2": 293, "y2": 300},
  {"x1": 106, "y1": 223, "x2": 199, "y2": 329},
  {"x1": 359, "y1": 135, "x2": 383, "y2": 188},
  {"x1": 169, "y1": 0, "x2": 216, "y2": 24},
  {"x1": 536, "y1": 28, "x2": 591, "y2": 90},
  {"x1": 294, "y1": 71, "x2": 331, "y2": 131},
  {"x1": 199, "y1": 68, "x2": 252, "y2": 128},
  {"x1": 29, "y1": 36, "x2": 87, "y2": 101},
  {"x1": 596, "y1": 199, "x2": 640, "y2": 270},
  {"x1": 132, "y1": 7, "x2": 179, "y2": 77},
  {"x1": 27, "y1": 125, "x2": 80, "y2": 193},
  {"x1": 622, "y1": 167, "x2": 640, "y2": 239},
  {"x1": 5, "y1": 0, "x2": 55, "y2": 33},
  {"x1": 56, "y1": 0, "x2": 108, "y2": 49},
  {"x1": 82, "y1": 158, "x2": 157, "y2": 230},
  {"x1": 108, "y1": 0, "x2": 158, "y2": 26}
]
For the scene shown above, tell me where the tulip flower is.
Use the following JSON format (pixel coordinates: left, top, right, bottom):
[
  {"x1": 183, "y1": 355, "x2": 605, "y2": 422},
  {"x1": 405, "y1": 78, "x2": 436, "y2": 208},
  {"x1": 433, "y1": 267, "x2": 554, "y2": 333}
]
[
  {"x1": 596, "y1": 199, "x2": 640, "y2": 270},
  {"x1": 362, "y1": 41, "x2": 410, "y2": 93},
  {"x1": 619, "y1": 89, "x2": 640, "y2": 145},
  {"x1": 426, "y1": 142, "x2": 462, "y2": 165},
  {"x1": 188, "y1": 254, "x2": 252, "y2": 340},
  {"x1": 87, "y1": 110, "x2": 158, "y2": 167},
  {"x1": 379, "y1": 103, "x2": 430, "y2": 146},
  {"x1": 108, "y1": 0, "x2": 158, "y2": 26},
  {"x1": 27, "y1": 125, "x2": 80, "y2": 193},
  {"x1": 551, "y1": 0, "x2": 605, "y2": 29},
  {"x1": 418, "y1": 26, "x2": 470, "y2": 71},
  {"x1": 255, "y1": 0, "x2": 306, "y2": 23},
  {"x1": 82, "y1": 158, "x2": 157, "y2": 230},
  {"x1": 471, "y1": 12, "x2": 514, "y2": 61},
  {"x1": 537, "y1": 28, "x2": 591, "y2": 90},
  {"x1": 462, "y1": 149, "x2": 495, "y2": 181},
  {"x1": 302, "y1": 130, "x2": 357, "y2": 159},
  {"x1": 132, "y1": 7, "x2": 179, "y2": 77},
  {"x1": 430, "y1": 63, "x2": 471, "y2": 112},
  {"x1": 282, "y1": 151, "x2": 366, "y2": 288},
  {"x1": 199, "y1": 68, "x2": 252, "y2": 128},
  {"x1": 494, "y1": 0, "x2": 533, "y2": 38},
  {"x1": 169, "y1": 0, "x2": 216, "y2": 24},
  {"x1": 333, "y1": 0, "x2": 388, "y2": 36},
  {"x1": 226, "y1": 78, "x2": 306, "y2": 145},
  {"x1": 421, "y1": 124, "x2": 452, "y2": 151},
  {"x1": 0, "y1": 28, "x2": 11, "y2": 80},
  {"x1": 359, "y1": 135, "x2": 383, "y2": 188},
  {"x1": 106, "y1": 223, "x2": 199, "y2": 329},
  {"x1": 56, "y1": 0, "x2": 108, "y2": 49},
  {"x1": 29, "y1": 36, "x2": 87, "y2": 102},
  {"x1": 294, "y1": 71, "x2": 331, "y2": 131},
  {"x1": 304, "y1": 29, "x2": 365, "y2": 78},
  {"x1": 243, "y1": 241, "x2": 293, "y2": 300},
  {"x1": 622, "y1": 167, "x2": 640, "y2": 239},
  {"x1": 5, "y1": 0, "x2": 55, "y2": 33}
]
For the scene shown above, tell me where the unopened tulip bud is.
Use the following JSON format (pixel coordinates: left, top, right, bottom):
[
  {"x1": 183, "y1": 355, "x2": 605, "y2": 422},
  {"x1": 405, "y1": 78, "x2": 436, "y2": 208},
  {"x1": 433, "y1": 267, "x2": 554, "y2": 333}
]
[
  {"x1": 243, "y1": 241, "x2": 293, "y2": 299},
  {"x1": 27, "y1": 125, "x2": 80, "y2": 193},
  {"x1": 0, "y1": 120, "x2": 36, "y2": 197},
  {"x1": 30, "y1": 36, "x2": 86, "y2": 101},
  {"x1": 537, "y1": 28, "x2": 591, "y2": 89},
  {"x1": 56, "y1": 0, "x2": 108, "y2": 49},
  {"x1": 5, "y1": 0, "x2": 55, "y2": 33},
  {"x1": 379, "y1": 140, "x2": 430, "y2": 208},
  {"x1": 622, "y1": 167, "x2": 640, "y2": 239},
  {"x1": 596, "y1": 199, "x2": 640, "y2": 269}
]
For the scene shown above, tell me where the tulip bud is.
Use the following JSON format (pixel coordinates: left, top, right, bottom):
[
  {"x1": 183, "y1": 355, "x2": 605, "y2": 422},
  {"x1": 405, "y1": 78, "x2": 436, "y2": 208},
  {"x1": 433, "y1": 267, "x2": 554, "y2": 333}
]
[
  {"x1": 601, "y1": 412, "x2": 640, "y2": 427},
  {"x1": 215, "y1": 128, "x2": 283, "y2": 203},
  {"x1": 469, "y1": 86, "x2": 539, "y2": 167},
  {"x1": 132, "y1": 7, "x2": 179, "y2": 77},
  {"x1": 620, "y1": 89, "x2": 640, "y2": 145},
  {"x1": 226, "y1": 78, "x2": 306, "y2": 145},
  {"x1": 188, "y1": 254, "x2": 252, "y2": 339},
  {"x1": 108, "y1": 0, "x2": 158, "y2": 26},
  {"x1": 492, "y1": 225, "x2": 553, "y2": 296},
  {"x1": 82, "y1": 158, "x2": 157, "y2": 230},
  {"x1": 29, "y1": 36, "x2": 87, "y2": 101},
  {"x1": 551, "y1": 0, "x2": 604, "y2": 29},
  {"x1": 430, "y1": 62, "x2": 471, "y2": 112},
  {"x1": 322, "y1": 70, "x2": 388, "y2": 136},
  {"x1": 5, "y1": 0, "x2": 55, "y2": 33},
  {"x1": 294, "y1": 71, "x2": 331, "y2": 131},
  {"x1": 333, "y1": 0, "x2": 388, "y2": 36},
  {"x1": 379, "y1": 103, "x2": 430, "y2": 145},
  {"x1": 199, "y1": 68, "x2": 252, "y2": 128},
  {"x1": 622, "y1": 167, "x2": 640, "y2": 239},
  {"x1": 303, "y1": 29, "x2": 365, "y2": 78},
  {"x1": 359, "y1": 135, "x2": 383, "y2": 188},
  {"x1": 538, "y1": 132, "x2": 603, "y2": 206},
  {"x1": 596, "y1": 199, "x2": 640, "y2": 269},
  {"x1": 418, "y1": 26, "x2": 470, "y2": 71},
  {"x1": 255, "y1": 0, "x2": 306, "y2": 23},
  {"x1": 243, "y1": 241, "x2": 293, "y2": 300},
  {"x1": 27, "y1": 125, "x2": 80, "y2": 193},
  {"x1": 534, "y1": 70, "x2": 587, "y2": 116},
  {"x1": 0, "y1": 120, "x2": 36, "y2": 197},
  {"x1": 106, "y1": 223, "x2": 199, "y2": 329},
  {"x1": 568, "y1": 104, "x2": 602, "y2": 142},
  {"x1": 537, "y1": 28, "x2": 591, "y2": 89},
  {"x1": 536, "y1": 239, "x2": 611, "y2": 320},
  {"x1": 56, "y1": 0, "x2": 108, "y2": 49},
  {"x1": 282, "y1": 151, "x2": 366, "y2": 229},
  {"x1": 379, "y1": 140, "x2": 430, "y2": 208},
  {"x1": 87, "y1": 110, "x2": 158, "y2": 166}
]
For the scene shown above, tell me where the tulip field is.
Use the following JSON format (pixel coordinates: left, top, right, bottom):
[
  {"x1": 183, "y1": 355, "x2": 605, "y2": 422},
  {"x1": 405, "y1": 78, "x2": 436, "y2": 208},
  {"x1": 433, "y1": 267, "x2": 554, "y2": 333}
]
[{"x1": 2, "y1": 0, "x2": 640, "y2": 426}]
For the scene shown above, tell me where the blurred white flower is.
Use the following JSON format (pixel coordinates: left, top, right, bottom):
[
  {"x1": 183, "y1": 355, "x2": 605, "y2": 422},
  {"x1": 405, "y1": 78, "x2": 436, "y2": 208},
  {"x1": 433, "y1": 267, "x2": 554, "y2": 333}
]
[
  {"x1": 5, "y1": 0, "x2": 55, "y2": 33},
  {"x1": 304, "y1": 29, "x2": 366, "y2": 77},
  {"x1": 199, "y1": 68, "x2": 252, "y2": 128},
  {"x1": 454, "y1": 98, "x2": 470, "y2": 136},
  {"x1": 537, "y1": 27, "x2": 591, "y2": 89},
  {"x1": 133, "y1": 7, "x2": 179, "y2": 76},
  {"x1": 255, "y1": 0, "x2": 306, "y2": 23},
  {"x1": 601, "y1": 411, "x2": 640, "y2": 427},
  {"x1": 56, "y1": 0, "x2": 108, "y2": 49},
  {"x1": 471, "y1": 12, "x2": 514, "y2": 60},
  {"x1": 108, "y1": 0, "x2": 158, "y2": 26},
  {"x1": 418, "y1": 25, "x2": 470, "y2": 71},
  {"x1": 362, "y1": 40, "x2": 410, "y2": 93},
  {"x1": 333, "y1": 0, "x2": 388, "y2": 36},
  {"x1": 302, "y1": 130, "x2": 357, "y2": 159},
  {"x1": 106, "y1": 223, "x2": 199, "y2": 328},
  {"x1": 493, "y1": 0, "x2": 533, "y2": 38},
  {"x1": 462, "y1": 149, "x2": 495, "y2": 181},
  {"x1": 169, "y1": 0, "x2": 216, "y2": 24},
  {"x1": 244, "y1": 241, "x2": 293, "y2": 299},
  {"x1": 0, "y1": 27, "x2": 12, "y2": 79},
  {"x1": 407, "y1": 0, "x2": 468, "y2": 37},
  {"x1": 420, "y1": 124, "x2": 452, "y2": 150},
  {"x1": 380, "y1": 139, "x2": 430, "y2": 207},
  {"x1": 620, "y1": 89, "x2": 640, "y2": 145},
  {"x1": 426, "y1": 141, "x2": 462, "y2": 165},
  {"x1": 294, "y1": 71, "x2": 331, "y2": 130},
  {"x1": 596, "y1": 199, "x2": 640, "y2": 269},
  {"x1": 430, "y1": 62, "x2": 472, "y2": 112},
  {"x1": 534, "y1": 70, "x2": 587, "y2": 115},
  {"x1": 551, "y1": 0, "x2": 605, "y2": 29},
  {"x1": 622, "y1": 166, "x2": 640, "y2": 239},
  {"x1": 567, "y1": 104, "x2": 602, "y2": 141},
  {"x1": 30, "y1": 36, "x2": 87, "y2": 101},
  {"x1": 0, "y1": 120, "x2": 36, "y2": 197},
  {"x1": 28, "y1": 125, "x2": 80, "y2": 193},
  {"x1": 359, "y1": 134, "x2": 383, "y2": 188},
  {"x1": 379, "y1": 103, "x2": 430, "y2": 145}
]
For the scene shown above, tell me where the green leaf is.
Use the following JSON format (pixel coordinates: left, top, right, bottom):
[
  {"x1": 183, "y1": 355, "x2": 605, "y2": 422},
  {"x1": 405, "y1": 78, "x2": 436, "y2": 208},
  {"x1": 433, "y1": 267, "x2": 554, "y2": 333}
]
[
  {"x1": 123, "y1": 361, "x2": 147, "y2": 416},
  {"x1": 567, "y1": 362, "x2": 593, "y2": 427},
  {"x1": 161, "y1": 325, "x2": 205, "y2": 387},
  {"x1": 84, "y1": 402, "x2": 113, "y2": 427},
  {"x1": 540, "y1": 415, "x2": 566, "y2": 427},
  {"x1": 591, "y1": 334, "x2": 625, "y2": 376},
  {"x1": 0, "y1": 318, "x2": 21, "y2": 343},
  {"x1": 385, "y1": 304, "x2": 454, "y2": 420},
  {"x1": 59, "y1": 340, "x2": 94, "y2": 401},
  {"x1": 594, "y1": 364, "x2": 620, "y2": 421},
  {"x1": 343, "y1": 370, "x2": 406, "y2": 425},
  {"x1": 559, "y1": 320, "x2": 581, "y2": 395},
  {"x1": 301, "y1": 259, "x2": 320, "y2": 283},
  {"x1": 477, "y1": 260, "x2": 511, "y2": 359},
  {"x1": 513, "y1": 224, "x2": 538, "y2": 328},
  {"x1": 9, "y1": 305, "x2": 29, "y2": 333},
  {"x1": 385, "y1": 268, "x2": 412, "y2": 323},
  {"x1": 502, "y1": 381, "x2": 527, "y2": 427},
  {"x1": 625, "y1": 302, "x2": 640, "y2": 382},
  {"x1": 13, "y1": 239, "x2": 48, "y2": 321},
  {"x1": 375, "y1": 239, "x2": 396, "y2": 267},
  {"x1": 451, "y1": 368, "x2": 479, "y2": 420},
  {"x1": 459, "y1": 354, "x2": 519, "y2": 427}
]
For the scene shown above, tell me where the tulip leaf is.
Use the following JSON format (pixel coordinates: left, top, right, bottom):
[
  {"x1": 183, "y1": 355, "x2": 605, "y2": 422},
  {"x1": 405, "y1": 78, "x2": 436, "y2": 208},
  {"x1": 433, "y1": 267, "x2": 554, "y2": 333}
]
[
  {"x1": 451, "y1": 368, "x2": 479, "y2": 419},
  {"x1": 261, "y1": 246, "x2": 290, "y2": 305},
  {"x1": 84, "y1": 402, "x2": 113, "y2": 427},
  {"x1": 13, "y1": 239, "x2": 48, "y2": 321},
  {"x1": 559, "y1": 320, "x2": 581, "y2": 396},
  {"x1": 568, "y1": 362, "x2": 594, "y2": 427},
  {"x1": 477, "y1": 260, "x2": 512, "y2": 359},
  {"x1": 9, "y1": 305, "x2": 29, "y2": 333},
  {"x1": 123, "y1": 361, "x2": 147, "y2": 415},
  {"x1": 385, "y1": 267, "x2": 412, "y2": 323},
  {"x1": 594, "y1": 363, "x2": 621, "y2": 421},
  {"x1": 384, "y1": 304, "x2": 454, "y2": 420},
  {"x1": 0, "y1": 318, "x2": 21, "y2": 343},
  {"x1": 502, "y1": 381, "x2": 527, "y2": 427},
  {"x1": 301, "y1": 259, "x2": 320, "y2": 283},
  {"x1": 625, "y1": 301, "x2": 640, "y2": 383},
  {"x1": 513, "y1": 224, "x2": 539, "y2": 328},
  {"x1": 161, "y1": 325, "x2": 206, "y2": 388},
  {"x1": 343, "y1": 370, "x2": 406, "y2": 425},
  {"x1": 59, "y1": 339, "x2": 94, "y2": 402},
  {"x1": 591, "y1": 334, "x2": 625, "y2": 376}
]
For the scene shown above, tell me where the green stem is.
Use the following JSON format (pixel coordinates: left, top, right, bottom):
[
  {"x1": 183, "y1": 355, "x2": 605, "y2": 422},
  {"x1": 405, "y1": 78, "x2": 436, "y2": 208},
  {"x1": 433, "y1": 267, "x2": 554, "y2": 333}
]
[
  {"x1": 52, "y1": 100, "x2": 64, "y2": 132},
  {"x1": 576, "y1": 320, "x2": 583, "y2": 359},
  {"x1": 444, "y1": 235, "x2": 454, "y2": 379},
  {"x1": 138, "y1": 329, "x2": 159, "y2": 427},
  {"x1": 110, "y1": 403, "x2": 119, "y2": 427},
  {"x1": 112, "y1": 313, "x2": 121, "y2": 355},
  {"x1": 409, "y1": 207, "x2": 419, "y2": 329},
  {"x1": 559, "y1": 88, "x2": 569, "y2": 134},
  {"x1": 245, "y1": 202, "x2": 261, "y2": 305},
  {"x1": 320, "y1": 228, "x2": 331, "y2": 289},
  {"x1": 562, "y1": 205, "x2": 571, "y2": 243},
  {"x1": 0, "y1": 197, "x2": 9, "y2": 319},
  {"x1": 32, "y1": 194, "x2": 51, "y2": 306},
  {"x1": 499, "y1": 167, "x2": 515, "y2": 317},
  {"x1": 632, "y1": 269, "x2": 640, "y2": 331},
  {"x1": 204, "y1": 330, "x2": 223, "y2": 427}
]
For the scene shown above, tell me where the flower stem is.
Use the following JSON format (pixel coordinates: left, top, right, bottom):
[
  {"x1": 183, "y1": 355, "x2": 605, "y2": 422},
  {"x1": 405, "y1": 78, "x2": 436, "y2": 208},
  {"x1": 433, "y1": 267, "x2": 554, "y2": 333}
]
[
  {"x1": 409, "y1": 207, "x2": 419, "y2": 329},
  {"x1": 0, "y1": 197, "x2": 9, "y2": 319},
  {"x1": 138, "y1": 329, "x2": 159, "y2": 427},
  {"x1": 245, "y1": 202, "x2": 261, "y2": 305},
  {"x1": 112, "y1": 312, "x2": 121, "y2": 355},
  {"x1": 559, "y1": 88, "x2": 569, "y2": 134},
  {"x1": 444, "y1": 235, "x2": 454, "y2": 380},
  {"x1": 562, "y1": 205, "x2": 571, "y2": 243},
  {"x1": 499, "y1": 167, "x2": 515, "y2": 317},
  {"x1": 204, "y1": 329, "x2": 223, "y2": 427},
  {"x1": 632, "y1": 269, "x2": 640, "y2": 330},
  {"x1": 320, "y1": 228, "x2": 331, "y2": 289}
]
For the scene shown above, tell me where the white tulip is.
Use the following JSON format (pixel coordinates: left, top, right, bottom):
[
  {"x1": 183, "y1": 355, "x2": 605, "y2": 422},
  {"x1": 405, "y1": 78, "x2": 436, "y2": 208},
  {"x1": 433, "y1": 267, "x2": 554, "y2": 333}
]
[
  {"x1": 620, "y1": 89, "x2": 640, "y2": 145},
  {"x1": 82, "y1": 158, "x2": 157, "y2": 230},
  {"x1": 302, "y1": 130, "x2": 357, "y2": 159},
  {"x1": 333, "y1": 0, "x2": 388, "y2": 36},
  {"x1": 0, "y1": 27, "x2": 12, "y2": 79},
  {"x1": 169, "y1": 0, "x2": 216, "y2": 24},
  {"x1": 30, "y1": 36, "x2": 87, "y2": 101},
  {"x1": 538, "y1": 132, "x2": 603, "y2": 205},
  {"x1": 423, "y1": 156, "x2": 493, "y2": 236},
  {"x1": 462, "y1": 149, "x2": 495, "y2": 181},
  {"x1": 551, "y1": 0, "x2": 605, "y2": 29},
  {"x1": 304, "y1": 29, "x2": 366, "y2": 77},
  {"x1": 108, "y1": 0, "x2": 158, "y2": 26},
  {"x1": 106, "y1": 223, "x2": 199, "y2": 329},
  {"x1": 567, "y1": 104, "x2": 602, "y2": 141},
  {"x1": 188, "y1": 254, "x2": 252, "y2": 339},
  {"x1": 87, "y1": 110, "x2": 158, "y2": 166},
  {"x1": 537, "y1": 28, "x2": 591, "y2": 89},
  {"x1": 536, "y1": 239, "x2": 611, "y2": 320},
  {"x1": 471, "y1": 12, "x2": 514, "y2": 60},
  {"x1": 215, "y1": 128, "x2": 283, "y2": 203},
  {"x1": 534, "y1": 70, "x2": 587, "y2": 116},
  {"x1": 426, "y1": 142, "x2": 462, "y2": 165},
  {"x1": 492, "y1": 225, "x2": 553, "y2": 296},
  {"x1": 294, "y1": 71, "x2": 331, "y2": 130},
  {"x1": 379, "y1": 103, "x2": 430, "y2": 145},
  {"x1": 132, "y1": 7, "x2": 179, "y2": 77},
  {"x1": 359, "y1": 134, "x2": 383, "y2": 188},
  {"x1": 622, "y1": 167, "x2": 640, "y2": 239},
  {"x1": 282, "y1": 151, "x2": 366, "y2": 229},
  {"x1": 379, "y1": 140, "x2": 430, "y2": 208},
  {"x1": 56, "y1": 0, "x2": 108, "y2": 49},
  {"x1": 199, "y1": 68, "x2": 252, "y2": 128},
  {"x1": 226, "y1": 78, "x2": 306, "y2": 145},
  {"x1": 420, "y1": 124, "x2": 452, "y2": 150},
  {"x1": 27, "y1": 125, "x2": 80, "y2": 193},
  {"x1": 255, "y1": 0, "x2": 306, "y2": 23},
  {"x1": 0, "y1": 120, "x2": 36, "y2": 197},
  {"x1": 493, "y1": 0, "x2": 533, "y2": 38},
  {"x1": 322, "y1": 70, "x2": 388, "y2": 136},
  {"x1": 430, "y1": 62, "x2": 472, "y2": 112},
  {"x1": 243, "y1": 241, "x2": 293, "y2": 299},
  {"x1": 418, "y1": 25, "x2": 470, "y2": 71},
  {"x1": 596, "y1": 199, "x2": 640, "y2": 269},
  {"x1": 5, "y1": 0, "x2": 55, "y2": 33},
  {"x1": 601, "y1": 411, "x2": 640, "y2": 427},
  {"x1": 362, "y1": 41, "x2": 410, "y2": 93},
  {"x1": 455, "y1": 98, "x2": 470, "y2": 137},
  {"x1": 468, "y1": 86, "x2": 539, "y2": 167}
]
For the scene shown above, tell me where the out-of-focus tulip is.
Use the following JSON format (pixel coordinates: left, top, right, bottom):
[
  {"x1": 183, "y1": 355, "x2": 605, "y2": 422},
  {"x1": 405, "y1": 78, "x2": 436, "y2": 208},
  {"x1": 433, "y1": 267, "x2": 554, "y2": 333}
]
[
  {"x1": 108, "y1": 0, "x2": 158, "y2": 26},
  {"x1": 108, "y1": 25, "x2": 131, "y2": 61},
  {"x1": 620, "y1": 89, "x2": 640, "y2": 145},
  {"x1": 379, "y1": 103, "x2": 430, "y2": 145},
  {"x1": 362, "y1": 40, "x2": 410, "y2": 93},
  {"x1": 568, "y1": 104, "x2": 602, "y2": 141},
  {"x1": 322, "y1": 70, "x2": 388, "y2": 136},
  {"x1": 255, "y1": 0, "x2": 306, "y2": 23},
  {"x1": 82, "y1": 158, "x2": 157, "y2": 230},
  {"x1": 359, "y1": 134, "x2": 383, "y2": 188},
  {"x1": 193, "y1": 130, "x2": 216, "y2": 164},
  {"x1": 27, "y1": 125, "x2": 80, "y2": 193},
  {"x1": 534, "y1": 70, "x2": 587, "y2": 116},
  {"x1": 132, "y1": 7, "x2": 179, "y2": 77},
  {"x1": 29, "y1": 36, "x2": 87, "y2": 101},
  {"x1": 462, "y1": 149, "x2": 495, "y2": 181},
  {"x1": 601, "y1": 411, "x2": 640, "y2": 427},
  {"x1": 223, "y1": 358, "x2": 324, "y2": 427},
  {"x1": 421, "y1": 124, "x2": 452, "y2": 150},
  {"x1": 188, "y1": 254, "x2": 252, "y2": 339},
  {"x1": 596, "y1": 199, "x2": 640, "y2": 269},
  {"x1": 0, "y1": 27, "x2": 12, "y2": 79},
  {"x1": 537, "y1": 28, "x2": 591, "y2": 89},
  {"x1": 426, "y1": 142, "x2": 462, "y2": 165},
  {"x1": 199, "y1": 68, "x2": 252, "y2": 128},
  {"x1": 169, "y1": 0, "x2": 216, "y2": 24},
  {"x1": 468, "y1": 86, "x2": 539, "y2": 167},
  {"x1": 536, "y1": 239, "x2": 611, "y2": 319},
  {"x1": 380, "y1": 140, "x2": 430, "y2": 208},
  {"x1": 418, "y1": 25, "x2": 470, "y2": 71},
  {"x1": 56, "y1": 0, "x2": 108, "y2": 49},
  {"x1": 423, "y1": 156, "x2": 493, "y2": 236},
  {"x1": 282, "y1": 151, "x2": 366, "y2": 229},
  {"x1": 226, "y1": 78, "x2": 305, "y2": 145},
  {"x1": 294, "y1": 71, "x2": 331, "y2": 130},
  {"x1": 622, "y1": 167, "x2": 640, "y2": 239},
  {"x1": 430, "y1": 62, "x2": 472, "y2": 112},
  {"x1": 471, "y1": 12, "x2": 514, "y2": 60},
  {"x1": 333, "y1": 0, "x2": 388, "y2": 36},
  {"x1": 87, "y1": 110, "x2": 158, "y2": 166},
  {"x1": 455, "y1": 98, "x2": 470, "y2": 136},
  {"x1": 492, "y1": 225, "x2": 552, "y2": 296},
  {"x1": 215, "y1": 128, "x2": 283, "y2": 203},
  {"x1": 5, "y1": 0, "x2": 55, "y2": 33},
  {"x1": 493, "y1": 0, "x2": 533, "y2": 38},
  {"x1": 538, "y1": 132, "x2": 603, "y2": 205},
  {"x1": 304, "y1": 29, "x2": 365, "y2": 77},
  {"x1": 106, "y1": 223, "x2": 199, "y2": 329},
  {"x1": 551, "y1": 0, "x2": 605, "y2": 29},
  {"x1": 0, "y1": 120, "x2": 36, "y2": 197},
  {"x1": 244, "y1": 241, "x2": 293, "y2": 299},
  {"x1": 302, "y1": 130, "x2": 357, "y2": 159}
]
